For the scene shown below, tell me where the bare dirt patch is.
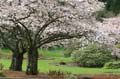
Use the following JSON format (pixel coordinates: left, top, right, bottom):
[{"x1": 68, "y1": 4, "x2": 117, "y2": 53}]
[
  {"x1": 1, "y1": 71, "x2": 120, "y2": 79},
  {"x1": 2, "y1": 71, "x2": 64, "y2": 79},
  {"x1": 3, "y1": 71, "x2": 47, "y2": 78},
  {"x1": 77, "y1": 74, "x2": 120, "y2": 79}
]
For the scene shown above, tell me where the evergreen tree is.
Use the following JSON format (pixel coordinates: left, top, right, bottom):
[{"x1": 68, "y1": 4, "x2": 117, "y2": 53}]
[{"x1": 105, "y1": 0, "x2": 120, "y2": 15}]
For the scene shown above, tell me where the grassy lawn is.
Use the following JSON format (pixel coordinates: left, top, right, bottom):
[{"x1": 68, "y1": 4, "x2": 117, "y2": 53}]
[
  {"x1": 0, "y1": 48, "x2": 120, "y2": 74},
  {"x1": 0, "y1": 59, "x2": 120, "y2": 74}
]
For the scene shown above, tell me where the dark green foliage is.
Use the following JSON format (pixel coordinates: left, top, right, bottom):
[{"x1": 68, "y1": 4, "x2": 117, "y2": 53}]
[
  {"x1": 0, "y1": 72, "x2": 5, "y2": 77},
  {"x1": 72, "y1": 44, "x2": 114, "y2": 67},
  {"x1": 59, "y1": 61, "x2": 67, "y2": 65},
  {"x1": 82, "y1": 77, "x2": 93, "y2": 79},
  {"x1": 66, "y1": 74, "x2": 77, "y2": 79},
  {"x1": 58, "y1": 1, "x2": 66, "y2": 6},
  {"x1": 96, "y1": 0, "x2": 120, "y2": 20},
  {"x1": 98, "y1": 0, "x2": 107, "y2": 2},
  {"x1": 48, "y1": 70, "x2": 65, "y2": 79},
  {"x1": 95, "y1": 9, "x2": 116, "y2": 22},
  {"x1": 105, "y1": 0, "x2": 120, "y2": 15},
  {"x1": 104, "y1": 61, "x2": 120, "y2": 69}
]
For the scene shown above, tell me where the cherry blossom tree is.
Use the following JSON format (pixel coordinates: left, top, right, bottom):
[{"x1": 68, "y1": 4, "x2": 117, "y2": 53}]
[{"x1": 0, "y1": 0, "x2": 102, "y2": 75}]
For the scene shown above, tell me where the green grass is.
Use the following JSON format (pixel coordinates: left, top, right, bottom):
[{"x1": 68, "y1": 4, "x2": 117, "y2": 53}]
[
  {"x1": 0, "y1": 48, "x2": 120, "y2": 74},
  {"x1": 0, "y1": 58, "x2": 120, "y2": 74},
  {"x1": 38, "y1": 48, "x2": 64, "y2": 57},
  {"x1": 0, "y1": 48, "x2": 64, "y2": 57},
  {"x1": 0, "y1": 48, "x2": 11, "y2": 55}
]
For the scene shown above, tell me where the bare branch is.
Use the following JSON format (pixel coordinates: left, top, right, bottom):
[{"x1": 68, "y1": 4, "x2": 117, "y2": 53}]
[
  {"x1": 10, "y1": 16, "x2": 33, "y2": 46},
  {"x1": 17, "y1": 12, "x2": 31, "y2": 20},
  {"x1": 36, "y1": 32, "x2": 85, "y2": 48},
  {"x1": 0, "y1": 24, "x2": 12, "y2": 31},
  {"x1": 37, "y1": 16, "x2": 64, "y2": 36},
  {"x1": 33, "y1": 16, "x2": 64, "y2": 46}
]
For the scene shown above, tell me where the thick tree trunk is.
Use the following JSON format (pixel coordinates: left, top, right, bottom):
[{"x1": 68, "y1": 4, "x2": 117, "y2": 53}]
[
  {"x1": 26, "y1": 47, "x2": 38, "y2": 75},
  {"x1": 9, "y1": 52, "x2": 24, "y2": 71}
]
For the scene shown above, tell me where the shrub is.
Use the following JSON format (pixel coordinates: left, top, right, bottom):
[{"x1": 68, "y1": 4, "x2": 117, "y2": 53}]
[
  {"x1": 0, "y1": 63, "x2": 4, "y2": 70},
  {"x1": 65, "y1": 74, "x2": 77, "y2": 79},
  {"x1": 98, "y1": 0, "x2": 107, "y2": 2},
  {"x1": 104, "y1": 61, "x2": 120, "y2": 69},
  {"x1": 0, "y1": 73, "x2": 5, "y2": 77},
  {"x1": 64, "y1": 49, "x2": 73, "y2": 57},
  {"x1": 59, "y1": 61, "x2": 67, "y2": 65},
  {"x1": 82, "y1": 77, "x2": 93, "y2": 79},
  {"x1": 48, "y1": 70, "x2": 65, "y2": 79},
  {"x1": 48, "y1": 70, "x2": 72, "y2": 79},
  {"x1": 95, "y1": 10, "x2": 116, "y2": 22},
  {"x1": 115, "y1": 43, "x2": 120, "y2": 48},
  {"x1": 71, "y1": 44, "x2": 114, "y2": 67}
]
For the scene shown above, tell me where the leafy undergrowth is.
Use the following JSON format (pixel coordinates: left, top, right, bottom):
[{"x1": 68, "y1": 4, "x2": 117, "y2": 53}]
[{"x1": 0, "y1": 72, "x2": 5, "y2": 77}]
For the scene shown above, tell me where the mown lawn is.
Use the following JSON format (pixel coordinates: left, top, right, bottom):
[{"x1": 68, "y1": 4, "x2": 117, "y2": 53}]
[{"x1": 0, "y1": 48, "x2": 120, "y2": 74}]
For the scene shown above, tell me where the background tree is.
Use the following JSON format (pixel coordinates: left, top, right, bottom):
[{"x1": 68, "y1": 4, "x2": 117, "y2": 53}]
[{"x1": 0, "y1": 24, "x2": 27, "y2": 71}]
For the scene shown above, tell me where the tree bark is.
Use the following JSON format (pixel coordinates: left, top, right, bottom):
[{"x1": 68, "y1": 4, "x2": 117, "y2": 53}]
[
  {"x1": 26, "y1": 47, "x2": 38, "y2": 75},
  {"x1": 9, "y1": 52, "x2": 24, "y2": 71}
]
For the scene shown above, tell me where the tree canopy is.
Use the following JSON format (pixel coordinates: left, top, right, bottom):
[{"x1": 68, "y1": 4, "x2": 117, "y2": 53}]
[{"x1": 0, "y1": 0, "x2": 98, "y2": 75}]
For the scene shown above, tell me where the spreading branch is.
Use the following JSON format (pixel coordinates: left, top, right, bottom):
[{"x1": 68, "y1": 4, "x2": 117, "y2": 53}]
[
  {"x1": 9, "y1": 16, "x2": 33, "y2": 46},
  {"x1": 33, "y1": 15, "x2": 64, "y2": 46},
  {"x1": 36, "y1": 31, "x2": 87, "y2": 48}
]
